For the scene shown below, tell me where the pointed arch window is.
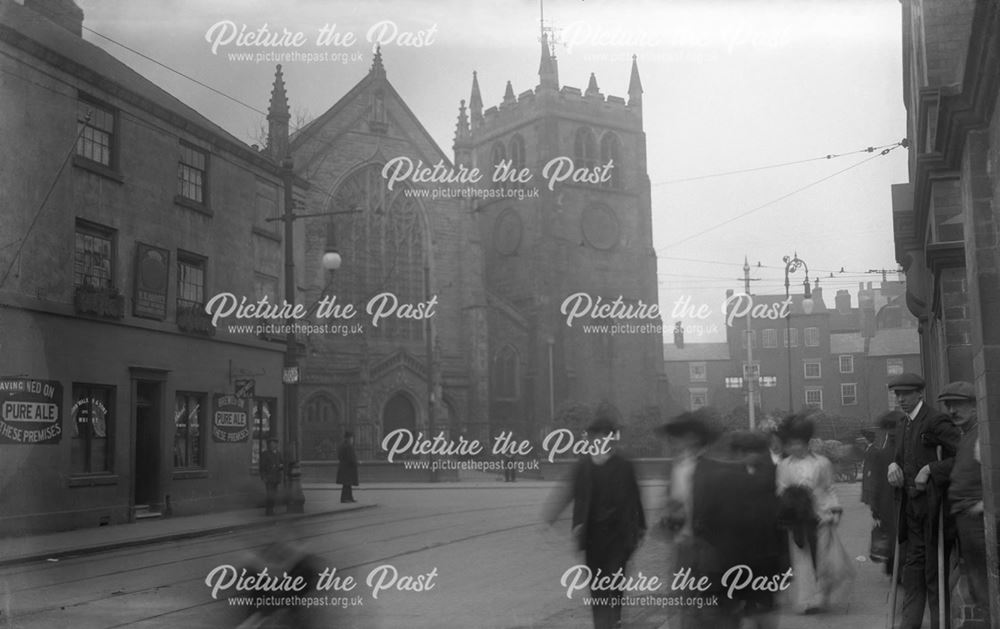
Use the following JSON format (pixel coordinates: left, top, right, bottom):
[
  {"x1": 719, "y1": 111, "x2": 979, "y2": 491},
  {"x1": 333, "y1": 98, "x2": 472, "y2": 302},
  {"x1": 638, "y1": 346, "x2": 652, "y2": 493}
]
[
  {"x1": 599, "y1": 132, "x2": 622, "y2": 188},
  {"x1": 490, "y1": 142, "x2": 507, "y2": 188},
  {"x1": 330, "y1": 164, "x2": 426, "y2": 340},
  {"x1": 508, "y1": 134, "x2": 526, "y2": 188},
  {"x1": 574, "y1": 127, "x2": 597, "y2": 170},
  {"x1": 302, "y1": 394, "x2": 341, "y2": 461},
  {"x1": 493, "y1": 345, "x2": 519, "y2": 400}
]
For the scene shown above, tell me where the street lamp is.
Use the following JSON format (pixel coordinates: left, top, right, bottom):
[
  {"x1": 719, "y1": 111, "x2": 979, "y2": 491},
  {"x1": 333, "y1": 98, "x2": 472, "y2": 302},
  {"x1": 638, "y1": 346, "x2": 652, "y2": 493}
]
[
  {"x1": 269, "y1": 156, "x2": 355, "y2": 513},
  {"x1": 783, "y1": 253, "x2": 811, "y2": 413}
]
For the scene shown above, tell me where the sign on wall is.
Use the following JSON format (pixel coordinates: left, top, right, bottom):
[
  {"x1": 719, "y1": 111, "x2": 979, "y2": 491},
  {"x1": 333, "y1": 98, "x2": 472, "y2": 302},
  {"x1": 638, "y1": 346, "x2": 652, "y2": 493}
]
[
  {"x1": 0, "y1": 377, "x2": 63, "y2": 444},
  {"x1": 133, "y1": 243, "x2": 170, "y2": 319},
  {"x1": 212, "y1": 394, "x2": 249, "y2": 443}
]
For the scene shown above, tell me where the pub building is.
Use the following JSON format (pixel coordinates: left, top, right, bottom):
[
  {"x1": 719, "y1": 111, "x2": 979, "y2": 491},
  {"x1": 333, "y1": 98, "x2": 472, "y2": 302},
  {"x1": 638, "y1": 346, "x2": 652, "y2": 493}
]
[{"x1": 0, "y1": 0, "x2": 304, "y2": 534}]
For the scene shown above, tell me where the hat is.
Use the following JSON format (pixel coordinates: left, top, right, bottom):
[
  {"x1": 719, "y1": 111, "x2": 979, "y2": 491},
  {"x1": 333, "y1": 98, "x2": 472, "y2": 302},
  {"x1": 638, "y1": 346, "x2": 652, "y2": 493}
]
[
  {"x1": 777, "y1": 413, "x2": 814, "y2": 444},
  {"x1": 656, "y1": 408, "x2": 717, "y2": 445},
  {"x1": 860, "y1": 429, "x2": 875, "y2": 441},
  {"x1": 888, "y1": 372, "x2": 925, "y2": 391},
  {"x1": 938, "y1": 381, "x2": 976, "y2": 402},
  {"x1": 876, "y1": 409, "x2": 905, "y2": 430},
  {"x1": 586, "y1": 414, "x2": 618, "y2": 437}
]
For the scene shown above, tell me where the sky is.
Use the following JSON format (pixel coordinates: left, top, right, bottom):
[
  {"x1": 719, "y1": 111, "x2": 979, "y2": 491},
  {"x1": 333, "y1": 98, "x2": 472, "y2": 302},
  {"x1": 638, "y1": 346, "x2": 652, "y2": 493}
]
[{"x1": 76, "y1": 0, "x2": 908, "y2": 343}]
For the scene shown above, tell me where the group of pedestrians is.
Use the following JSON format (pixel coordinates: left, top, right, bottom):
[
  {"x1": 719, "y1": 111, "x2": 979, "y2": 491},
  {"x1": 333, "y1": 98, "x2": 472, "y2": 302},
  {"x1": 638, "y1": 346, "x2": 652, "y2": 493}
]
[
  {"x1": 864, "y1": 373, "x2": 993, "y2": 629},
  {"x1": 546, "y1": 407, "x2": 856, "y2": 629},
  {"x1": 547, "y1": 370, "x2": 997, "y2": 629}
]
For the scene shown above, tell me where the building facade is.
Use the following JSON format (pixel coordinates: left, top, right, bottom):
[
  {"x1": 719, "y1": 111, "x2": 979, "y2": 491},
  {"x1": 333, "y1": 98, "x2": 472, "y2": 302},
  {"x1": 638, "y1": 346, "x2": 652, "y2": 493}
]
[
  {"x1": 0, "y1": 0, "x2": 301, "y2": 534},
  {"x1": 665, "y1": 282, "x2": 920, "y2": 436},
  {"x1": 892, "y1": 0, "x2": 1000, "y2": 614}
]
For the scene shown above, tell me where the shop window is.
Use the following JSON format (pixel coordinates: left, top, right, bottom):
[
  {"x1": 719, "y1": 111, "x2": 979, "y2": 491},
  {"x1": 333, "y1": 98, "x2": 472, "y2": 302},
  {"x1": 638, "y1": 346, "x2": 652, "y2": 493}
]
[
  {"x1": 71, "y1": 384, "x2": 114, "y2": 474},
  {"x1": 174, "y1": 392, "x2": 205, "y2": 468},
  {"x1": 251, "y1": 397, "x2": 276, "y2": 468}
]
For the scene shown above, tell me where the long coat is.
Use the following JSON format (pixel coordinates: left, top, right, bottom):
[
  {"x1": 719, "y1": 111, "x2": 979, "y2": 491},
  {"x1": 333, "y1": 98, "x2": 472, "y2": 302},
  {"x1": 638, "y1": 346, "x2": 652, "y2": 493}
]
[
  {"x1": 260, "y1": 448, "x2": 283, "y2": 485},
  {"x1": 337, "y1": 441, "x2": 359, "y2": 486},
  {"x1": 892, "y1": 402, "x2": 960, "y2": 542}
]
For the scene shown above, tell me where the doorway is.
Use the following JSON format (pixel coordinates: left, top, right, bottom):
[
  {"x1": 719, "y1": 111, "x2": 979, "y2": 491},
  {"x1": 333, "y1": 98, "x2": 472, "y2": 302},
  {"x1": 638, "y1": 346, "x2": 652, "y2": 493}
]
[{"x1": 133, "y1": 380, "x2": 161, "y2": 507}]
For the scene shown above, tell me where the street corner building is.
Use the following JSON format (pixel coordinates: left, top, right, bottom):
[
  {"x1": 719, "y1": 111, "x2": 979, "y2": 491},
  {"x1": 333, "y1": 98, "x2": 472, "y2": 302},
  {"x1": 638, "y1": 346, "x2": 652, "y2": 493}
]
[
  {"x1": 0, "y1": 0, "x2": 300, "y2": 534},
  {"x1": 890, "y1": 0, "x2": 1000, "y2": 618}
]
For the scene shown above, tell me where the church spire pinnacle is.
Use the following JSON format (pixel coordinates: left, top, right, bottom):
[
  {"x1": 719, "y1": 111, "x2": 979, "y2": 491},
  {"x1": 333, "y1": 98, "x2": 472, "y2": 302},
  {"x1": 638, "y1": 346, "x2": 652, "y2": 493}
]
[
  {"x1": 503, "y1": 80, "x2": 516, "y2": 105},
  {"x1": 370, "y1": 44, "x2": 385, "y2": 76},
  {"x1": 469, "y1": 71, "x2": 484, "y2": 131},
  {"x1": 585, "y1": 72, "x2": 601, "y2": 97},
  {"x1": 267, "y1": 64, "x2": 290, "y2": 160},
  {"x1": 628, "y1": 54, "x2": 643, "y2": 107},
  {"x1": 538, "y1": 31, "x2": 559, "y2": 90},
  {"x1": 454, "y1": 99, "x2": 471, "y2": 144}
]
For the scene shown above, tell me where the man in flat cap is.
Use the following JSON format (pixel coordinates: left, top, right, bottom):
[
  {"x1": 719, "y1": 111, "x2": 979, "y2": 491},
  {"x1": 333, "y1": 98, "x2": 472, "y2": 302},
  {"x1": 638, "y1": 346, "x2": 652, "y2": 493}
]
[
  {"x1": 939, "y1": 382, "x2": 990, "y2": 627},
  {"x1": 886, "y1": 373, "x2": 960, "y2": 629}
]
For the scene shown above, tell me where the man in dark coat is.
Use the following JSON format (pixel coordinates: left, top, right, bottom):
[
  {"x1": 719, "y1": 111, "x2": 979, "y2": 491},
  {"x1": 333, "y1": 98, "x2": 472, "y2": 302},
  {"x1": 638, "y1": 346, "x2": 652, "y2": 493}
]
[
  {"x1": 870, "y1": 411, "x2": 905, "y2": 571},
  {"x1": 939, "y1": 382, "x2": 990, "y2": 628},
  {"x1": 545, "y1": 415, "x2": 646, "y2": 629},
  {"x1": 260, "y1": 438, "x2": 284, "y2": 516},
  {"x1": 337, "y1": 431, "x2": 359, "y2": 503},
  {"x1": 886, "y1": 373, "x2": 960, "y2": 629}
]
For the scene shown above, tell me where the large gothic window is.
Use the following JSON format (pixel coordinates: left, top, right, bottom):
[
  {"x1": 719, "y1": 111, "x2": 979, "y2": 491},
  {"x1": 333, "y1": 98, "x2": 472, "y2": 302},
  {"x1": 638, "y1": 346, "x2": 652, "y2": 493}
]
[
  {"x1": 493, "y1": 345, "x2": 519, "y2": 400},
  {"x1": 302, "y1": 394, "x2": 340, "y2": 461},
  {"x1": 330, "y1": 164, "x2": 426, "y2": 341},
  {"x1": 599, "y1": 132, "x2": 622, "y2": 188},
  {"x1": 574, "y1": 127, "x2": 597, "y2": 170}
]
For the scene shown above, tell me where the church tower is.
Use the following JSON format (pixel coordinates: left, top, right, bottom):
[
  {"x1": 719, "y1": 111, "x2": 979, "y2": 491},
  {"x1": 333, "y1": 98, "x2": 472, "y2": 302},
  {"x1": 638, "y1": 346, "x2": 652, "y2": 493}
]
[{"x1": 455, "y1": 27, "x2": 666, "y2": 440}]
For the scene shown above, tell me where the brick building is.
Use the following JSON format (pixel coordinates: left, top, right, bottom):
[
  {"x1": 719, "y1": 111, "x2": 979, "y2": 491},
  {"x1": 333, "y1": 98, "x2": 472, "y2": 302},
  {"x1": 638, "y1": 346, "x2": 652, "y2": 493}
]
[
  {"x1": 0, "y1": 0, "x2": 308, "y2": 533},
  {"x1": 665, "y1": 282, "x2": 920, "y2": 435},
  {"x1": 891, "y1": 0, "x2": 1000, "y2": 614}
]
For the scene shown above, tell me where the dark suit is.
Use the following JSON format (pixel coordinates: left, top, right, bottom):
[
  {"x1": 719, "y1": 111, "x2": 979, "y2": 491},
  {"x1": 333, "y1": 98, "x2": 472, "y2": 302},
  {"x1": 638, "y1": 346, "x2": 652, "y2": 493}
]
[
  {"x1": 555, "y1": 454, "x2": 645, "y2": 629},
  {"x1": 336, "y1": 441, "x2": 359, "y2": 503},
  {"x1": 260, "y1": 448, "x2": 284, "y2": 515},
  {"x1": 893, "y1": 402, "x2": 960, "y2": 629}
]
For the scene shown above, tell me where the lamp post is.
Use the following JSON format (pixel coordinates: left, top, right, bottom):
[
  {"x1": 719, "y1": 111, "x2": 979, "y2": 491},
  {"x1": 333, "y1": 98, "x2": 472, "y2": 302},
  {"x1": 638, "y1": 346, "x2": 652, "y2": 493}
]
[
  {"x1": 783, "y1": 253, "x2": 812, "y2": 413},
  {"x1": 270, "y1": 155, "x2": 352, "y2": 512}
]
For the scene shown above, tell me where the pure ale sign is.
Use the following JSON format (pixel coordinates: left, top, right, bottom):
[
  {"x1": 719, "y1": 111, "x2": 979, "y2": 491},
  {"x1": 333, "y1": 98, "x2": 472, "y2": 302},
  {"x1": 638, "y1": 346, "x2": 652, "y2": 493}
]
[{"x1": 0, "y1": 377, "x2": 63, "y2": 444}]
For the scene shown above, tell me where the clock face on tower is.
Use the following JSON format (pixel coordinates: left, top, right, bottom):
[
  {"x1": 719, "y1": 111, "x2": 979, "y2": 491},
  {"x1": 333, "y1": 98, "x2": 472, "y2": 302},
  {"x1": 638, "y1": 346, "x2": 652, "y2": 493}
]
[
  {"x1": 581, "y1": 203, "x2": 620, "y2": 250},
  {"x1": 494, "y1": 208, "x2": 523, "y2": 255}
]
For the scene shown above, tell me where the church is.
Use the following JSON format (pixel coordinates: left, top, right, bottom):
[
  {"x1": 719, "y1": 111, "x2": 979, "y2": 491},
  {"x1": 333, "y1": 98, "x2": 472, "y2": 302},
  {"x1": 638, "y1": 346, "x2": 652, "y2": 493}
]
[{"x1": 285, "y1": 33, "x2": 669, "y2": 461}]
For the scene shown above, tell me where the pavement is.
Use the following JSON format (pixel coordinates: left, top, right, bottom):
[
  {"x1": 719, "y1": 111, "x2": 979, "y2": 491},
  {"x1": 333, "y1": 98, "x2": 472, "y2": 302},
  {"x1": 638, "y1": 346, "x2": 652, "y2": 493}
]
[
  {"x1": 0, "y1": 485, "x2": 374, "y2": 568},
  {"x1": 0, "y1": 479, "x2": 613, "y2": 568}
]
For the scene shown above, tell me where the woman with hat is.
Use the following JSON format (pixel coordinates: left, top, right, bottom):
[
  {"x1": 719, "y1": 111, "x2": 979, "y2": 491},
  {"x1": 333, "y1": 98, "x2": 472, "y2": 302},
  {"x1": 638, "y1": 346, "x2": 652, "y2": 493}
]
[{"x1": 775, "y1": 413, "x2": 846, "y2": 613}]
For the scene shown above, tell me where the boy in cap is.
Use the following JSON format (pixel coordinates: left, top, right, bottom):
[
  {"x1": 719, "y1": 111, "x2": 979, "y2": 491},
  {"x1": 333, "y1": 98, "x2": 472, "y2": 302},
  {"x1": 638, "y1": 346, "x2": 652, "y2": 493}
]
[
  {"x1": 886, "y1": 373, "x2": 960, "y2": 629},
  {"x1": 939, "y1": 382, "x2": 989, "y2": 627}
]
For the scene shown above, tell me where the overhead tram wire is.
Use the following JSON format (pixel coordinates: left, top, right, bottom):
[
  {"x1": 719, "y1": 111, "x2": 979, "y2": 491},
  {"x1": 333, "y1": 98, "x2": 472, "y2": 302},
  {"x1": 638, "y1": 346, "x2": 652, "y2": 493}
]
[
  {"x1": 663, "y1": 145, "x2": 904, "y2": 250},
  {"x1": 82, "y1": 26, "x2": 267, "y2": 117},
  {"x1": 654, "y1": 140, "x2": 907, "y2": 186}
]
